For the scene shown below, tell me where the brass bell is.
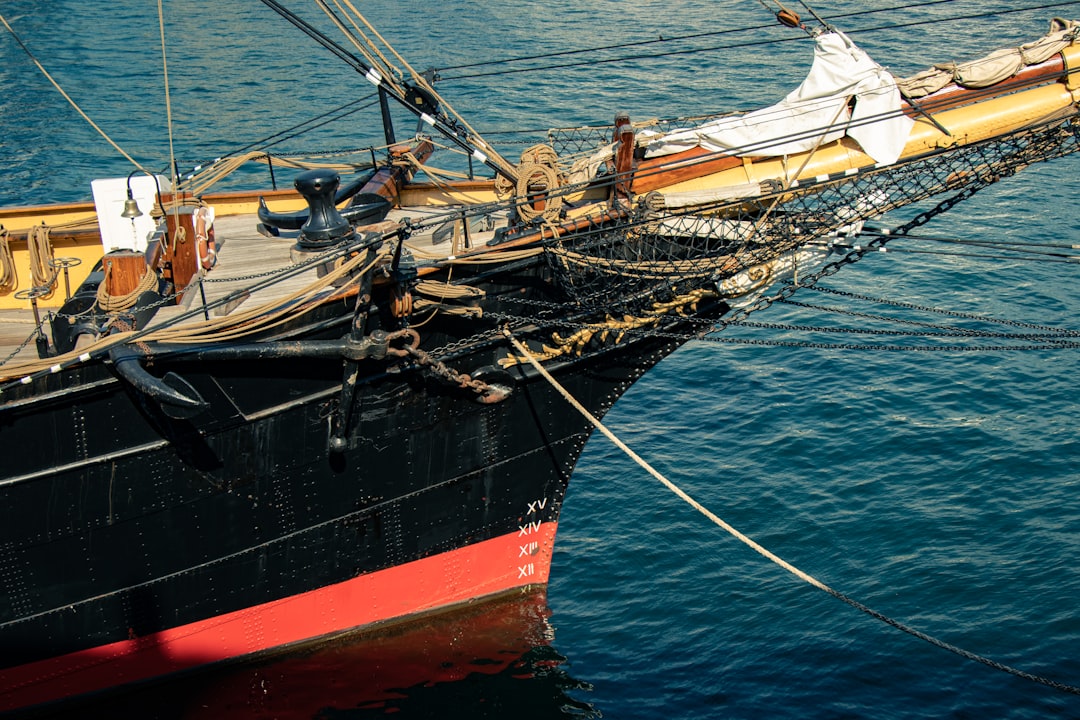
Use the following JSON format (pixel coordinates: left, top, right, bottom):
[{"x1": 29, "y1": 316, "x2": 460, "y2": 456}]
[
  {"x1": 120, "y1": 194, "x2": 143, "y2": 219},
  {"x1": 121, "y1": 169, "x2": 145, "y2": 219}
]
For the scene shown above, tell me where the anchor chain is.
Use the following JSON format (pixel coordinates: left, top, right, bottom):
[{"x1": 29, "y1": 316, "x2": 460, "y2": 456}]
[{"x1": 402, "y1": 343, "x2": 507, "y2": 403}]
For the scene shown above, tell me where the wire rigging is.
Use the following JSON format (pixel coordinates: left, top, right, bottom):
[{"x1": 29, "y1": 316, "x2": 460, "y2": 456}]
[
  {"x1": 439, "y1": 0, "x2": 954, "y2": 72},
  {"x1": 439, "y1": 0, "x2": 1080, "y2": 81}
]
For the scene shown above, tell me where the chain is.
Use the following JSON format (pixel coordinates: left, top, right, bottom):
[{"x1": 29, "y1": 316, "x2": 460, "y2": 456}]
[
  {"x1": 403, "y1": 343, "x2": 508, "y2": 402},
  {"x1": 778, "y1": 299, "x2": 1005, "y2": 335},
  {"x1": 426, "y1": 327, "x2": 507, "y2": 359},
  {"x1": 201, "y1": 264, "x2": 314, "y2": 284},
  {"x1": 486, "y1": 311, "x2": 1080, "y2": 353},
  {"x1": 734, "y1": 319, "x2": 1080, "y2": 342},
  {"x1": 712, "y1": 186, "x2": 985, "y2": 329},
  {"x1": 1, "y1": 320, "x2": 46, "y2": 364},
  {"x1": 792, "y1": 285, "x2": 1080, "y2": 335}
]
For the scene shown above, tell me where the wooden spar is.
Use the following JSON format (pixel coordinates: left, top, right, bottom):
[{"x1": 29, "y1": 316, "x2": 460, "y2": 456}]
[
  {"x1": 902, "y1": 54, "x2": 1066, "y2": 116},
  {"x1": 362, "y1": 139, "x2": 435, "y2": 205},
  {"x1": 632, "y1": 147, "x2": 742, "y2": 194},
  {"x1": 631, "y1": 51, "x2": 1075, "y2": 195}
]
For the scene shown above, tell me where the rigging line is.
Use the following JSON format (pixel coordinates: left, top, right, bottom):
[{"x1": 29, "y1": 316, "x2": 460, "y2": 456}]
[
  {"x1": 175, "y1": 97, "x2": 382, "y2": 182},
  {"x1": 792, "y1": 283, "x2": 1080, "y2": 333},
  {"x1": 874, "y1": 247, "x2": 1080, "y2": 263},
  {"x1": 324, "y1": 0, "x2": 513, "y2": 173},
  {"x1": 728, "y1": 320, "x2": 1080, "y2": 339},
  {"x1": 330, "y1": 0, "x2": 419, "y2": 91},
  {"x1": 777, "y1": 298, "x2": 1080, "y2": 335},
  {"x1": 290, "y1": 0, "x2": 517, "y2": 180},
  {"x1": 251, "y1": 97, "x2": 382, "y2": 153},
  {"x1": 215, "y1": 95, "x2": 380, "y2": 161},
  {"x1": 256, "y1": 0, "x2": 517, "y2": 181},
  {"x1": 702, "y1": 332, "x2": 1080, "y2": 351},
  {"x1": 0, "y1": 11, "x2": 148, "y2": 174},
  {"x1": 502, "y1": 328, "x2": 1080, "y2": 696},
  {"x1": 496, "y1": 56, "x2": 1069, "y2": 142},
  {"x1": 258, "y1": 0, "x2": 371, "y2": 76},
  {"x1": 157, "y1": 0, "x2": 178, "y2": 198},
  {"x1": 440, "y1": 0, "x2": 956, "y2": 72},
  {"x1": 318, "y1": 0, "x2": 402, "y2": 87},
  {"x1": 441, "y1": 0, "x2": 1080, "y2": 81},
  {"x1": 862, "y1": 228, "x2": 1080, "y2": 251},
  {"x1": 797, "y1": 0, "x2": 834, "y2": 30},
  {"x1": 490, "y1": 310, "x2": 1080, "y2": 351}
]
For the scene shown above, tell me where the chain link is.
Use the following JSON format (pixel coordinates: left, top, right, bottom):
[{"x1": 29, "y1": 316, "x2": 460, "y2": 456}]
[
  {"x1": 403, "y1": 343, "x2": 507, "y2": 401},
  {"x1": 791, "y1": 285, "x2": 1080, "y2": 335}
]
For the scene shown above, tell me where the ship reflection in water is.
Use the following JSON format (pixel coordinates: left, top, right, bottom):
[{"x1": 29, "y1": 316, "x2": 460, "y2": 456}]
[{"x1": 34, "y1": 589, "x2": 596, "y2": 719}]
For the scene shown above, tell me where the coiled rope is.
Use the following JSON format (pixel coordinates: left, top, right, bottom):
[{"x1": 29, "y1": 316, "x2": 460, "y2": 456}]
[
  {"x1": 0, "y1": 228, "x2": 17, "y2": 293},
  {"x1": 26, "y1": 226, "x2": 55, "y2": 297},
  {"x1": 96, "y1": 263, "x2": 159, "y2": 314},
  {"x1": 502, "y1": 327, "x2": 1080, "y2": 696},
  {"x1": 496, "y1": 145, "x2": 566, "y2": 224}
]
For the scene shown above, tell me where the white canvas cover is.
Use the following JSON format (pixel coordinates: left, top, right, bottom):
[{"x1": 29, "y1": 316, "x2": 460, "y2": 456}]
[
  {"x1": 897, "y1": 18, "x2": 1080, "y2": 98},
  {"x1": 643, "y1": 31, "x2": 914, "y2": 165}
]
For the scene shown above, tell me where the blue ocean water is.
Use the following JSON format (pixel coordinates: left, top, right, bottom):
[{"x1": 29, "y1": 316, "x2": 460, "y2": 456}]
[{"x1": 3, "y1": 1, "x2": 1080, "y2": 717}]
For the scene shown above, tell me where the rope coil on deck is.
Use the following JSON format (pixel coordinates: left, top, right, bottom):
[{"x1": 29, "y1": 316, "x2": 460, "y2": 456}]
[
  {"x1": 0, "y1": 228, "x2": 17, "y2": 293},
  {"x1": 96, "y1": 263, "x2": 159, "y2": 314},
  {"x1": 26, "y1": 226, "x2": 55, "y2": 298},
  {"x1": 496, "y1": 144, "x2": 566, "y2": 224}
]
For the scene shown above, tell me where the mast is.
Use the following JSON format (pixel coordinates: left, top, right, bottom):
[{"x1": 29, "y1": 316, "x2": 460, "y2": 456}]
[{"x1": 257, "y1": 0, "x2": 519, "y2": 183}]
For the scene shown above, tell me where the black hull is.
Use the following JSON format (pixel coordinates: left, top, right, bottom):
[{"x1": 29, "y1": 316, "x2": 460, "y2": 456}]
[{"x1": 0, "y1": 253, "x2": 722, "y2": 711}]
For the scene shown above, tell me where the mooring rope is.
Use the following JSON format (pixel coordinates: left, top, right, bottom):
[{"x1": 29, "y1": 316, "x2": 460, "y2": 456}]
[{"x1": 501, "y1": 327, "x2": 1080, "y2": 696}]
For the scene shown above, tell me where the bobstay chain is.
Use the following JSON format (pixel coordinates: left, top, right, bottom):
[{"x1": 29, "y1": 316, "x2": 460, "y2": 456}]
[{"x1": 500, "y1": 327, "x2": 1080, "y2": 696}]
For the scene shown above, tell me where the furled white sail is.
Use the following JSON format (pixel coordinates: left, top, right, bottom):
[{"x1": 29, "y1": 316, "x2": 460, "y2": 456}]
[{"x1": 644, "y1": 31, "x2": 913, "y2": 165}]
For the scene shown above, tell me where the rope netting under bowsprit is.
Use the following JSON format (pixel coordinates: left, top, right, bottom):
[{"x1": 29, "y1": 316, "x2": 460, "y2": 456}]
[
  {"x1": 545, "y1": 113, "x2": 741, "y2": 175},
  {"x1": 542, "y1": 115, "x2": 1080, "y2": 315},
  {"x1": 546, "y1": 112, "x2": 738, "y2": 159}
]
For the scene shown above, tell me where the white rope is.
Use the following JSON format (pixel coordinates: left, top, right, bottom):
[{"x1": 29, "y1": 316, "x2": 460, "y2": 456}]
[
  {"x1": 502, "y1": 329, "x2": 827, "y2": 588},
  {"x1": 0, "y1": 11, "x2": 147, "y2": 174},
  {"x1": 501, "y1": 327, "x2": 1080, "y2": 695}
]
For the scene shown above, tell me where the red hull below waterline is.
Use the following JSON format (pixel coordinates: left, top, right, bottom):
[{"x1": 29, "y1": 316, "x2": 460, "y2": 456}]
[{"x1": 0, "y1": 522, "x2": 557, "y2": 713}]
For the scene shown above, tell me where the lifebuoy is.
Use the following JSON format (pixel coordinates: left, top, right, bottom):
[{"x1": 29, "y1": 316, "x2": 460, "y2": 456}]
[{"x1": 194, "y1": 206, "x2": 217, "y2": 270}]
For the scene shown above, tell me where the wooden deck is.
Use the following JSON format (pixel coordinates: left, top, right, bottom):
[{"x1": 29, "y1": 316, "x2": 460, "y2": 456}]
[
  {"x1": 0, "y1": 205, "x2": 478, "y2": 369},
  {"x1": 0, "y1": 308, "x2": 47, "y2": 364},
  {"x1": 147, "y1": 214, "x2": 316, "y2": 326}
]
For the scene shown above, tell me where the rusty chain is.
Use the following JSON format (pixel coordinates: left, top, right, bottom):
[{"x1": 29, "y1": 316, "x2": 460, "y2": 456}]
[{"x1": 401, "y1": 341, "x2": 508, "y2": 403}]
